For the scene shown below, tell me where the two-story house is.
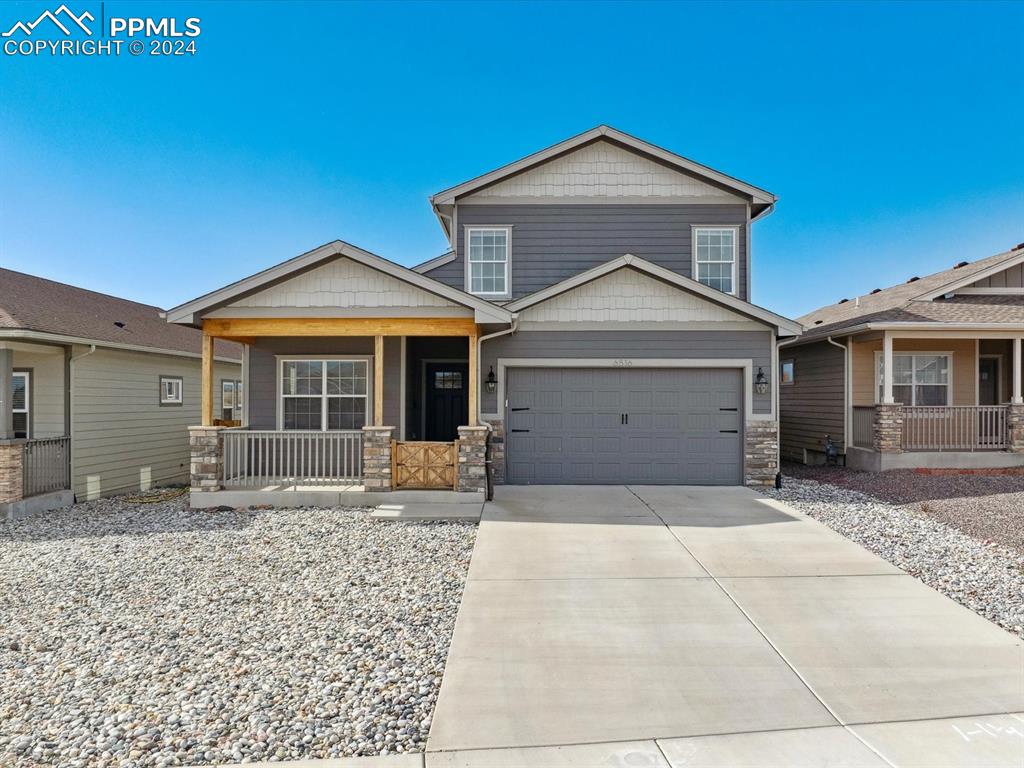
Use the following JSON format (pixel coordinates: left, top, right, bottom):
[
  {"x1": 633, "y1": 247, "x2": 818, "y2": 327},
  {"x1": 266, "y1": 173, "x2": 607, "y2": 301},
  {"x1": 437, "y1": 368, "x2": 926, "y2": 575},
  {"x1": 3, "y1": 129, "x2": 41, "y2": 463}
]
[{"x1": 166, "y1": 125, "x2": 801, "y2": 506}]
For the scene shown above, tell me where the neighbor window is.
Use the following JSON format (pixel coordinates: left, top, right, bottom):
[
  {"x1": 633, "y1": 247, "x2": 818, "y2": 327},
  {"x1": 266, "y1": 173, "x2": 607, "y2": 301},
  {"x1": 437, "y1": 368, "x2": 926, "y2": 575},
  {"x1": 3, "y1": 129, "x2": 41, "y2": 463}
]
[
  {"x1": 876, "y1": 353, "x2": 950, "y2": 406},
  {"x1": 12, "y1": 371, "x2": 29, "y2": 438},
  {"x1": 780, "y1": 360, "x2": 795, "y2": 385},
  {"x1": 280, "y1": 359, "x2": 368, "y2": 430},
  {"x1": 221, "y1": 379, "x2": 244, "y2": 421},
  {"x1": 694, "y1": 227, "x2": 737, "y2": 294},
  {"x1": 159, "y1": 375, "x2": 183, "y2": 405},
  {"x1": 467, "y1": 227, "x2": 510, "y2": 296}
]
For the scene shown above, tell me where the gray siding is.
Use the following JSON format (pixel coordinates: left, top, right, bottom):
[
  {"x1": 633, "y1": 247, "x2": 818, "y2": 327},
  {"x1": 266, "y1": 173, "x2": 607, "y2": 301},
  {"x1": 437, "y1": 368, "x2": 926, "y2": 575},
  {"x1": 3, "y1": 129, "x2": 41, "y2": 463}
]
[
  {"x1": 12, "y1": 346, "x2": 67, "y2": 438},
  {"x1": 423, "y1": 203, "x2": 750, "y2": 301},
  {"x1": 480, "y1": 330, "x2": 772, "y2": 414},
  {"x1": 778, "y1": 340, "x2": 845, "y2": 462},
  {"x1": 247, "y1": 337, "x2": 400, "y2": 429}
]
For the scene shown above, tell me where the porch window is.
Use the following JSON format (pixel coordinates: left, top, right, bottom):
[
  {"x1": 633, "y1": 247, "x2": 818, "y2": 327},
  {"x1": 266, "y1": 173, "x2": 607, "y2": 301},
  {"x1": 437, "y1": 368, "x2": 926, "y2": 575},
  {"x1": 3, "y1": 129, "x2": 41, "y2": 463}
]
[
  {"x1": 221, "y1": 379, "x2": 243, "y2": 421},
  {"x1": 694, "y1": 227, "x2": 737, "y2": 295},
  {"x1": 876, "y1": 353, "x2": 951, "y2": 406},
  {"x1": 280, "y1": 359, "x2": 368, "y2": 431},
  {"x1": 12, "y1": 371, "x2": 29, "y2": 438},
  {"x1": 467, "y1": 227, "x2": 510, "y2": 297}
]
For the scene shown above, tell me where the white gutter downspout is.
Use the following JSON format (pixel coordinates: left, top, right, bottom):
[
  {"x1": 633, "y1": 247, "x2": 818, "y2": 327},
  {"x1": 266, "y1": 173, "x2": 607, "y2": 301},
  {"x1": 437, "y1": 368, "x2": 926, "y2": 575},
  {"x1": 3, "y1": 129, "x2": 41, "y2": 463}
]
[
  {"x1": 68, "y1": 344, "x2": 97, "y2": 498},
  {"x1": 476, "y1": 316, "x2": 518, "y2": 426},
  {"x1": 826, "y1": 336, "x2": 850, "y2": 450}
]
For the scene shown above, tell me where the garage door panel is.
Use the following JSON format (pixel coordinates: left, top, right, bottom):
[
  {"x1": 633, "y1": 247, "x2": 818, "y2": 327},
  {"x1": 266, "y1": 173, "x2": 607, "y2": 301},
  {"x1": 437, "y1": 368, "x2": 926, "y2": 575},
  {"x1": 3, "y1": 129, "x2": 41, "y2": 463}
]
[{"x1": 506, "y1": 367, "x2": 743, "y2": 486}]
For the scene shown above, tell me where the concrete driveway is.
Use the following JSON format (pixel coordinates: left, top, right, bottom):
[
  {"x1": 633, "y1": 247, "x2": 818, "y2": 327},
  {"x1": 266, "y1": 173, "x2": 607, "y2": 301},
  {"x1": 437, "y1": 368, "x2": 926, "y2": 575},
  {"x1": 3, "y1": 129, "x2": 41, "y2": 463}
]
[{"x1": 427, "y1": 485, "x2": 1024, "y2": 767}]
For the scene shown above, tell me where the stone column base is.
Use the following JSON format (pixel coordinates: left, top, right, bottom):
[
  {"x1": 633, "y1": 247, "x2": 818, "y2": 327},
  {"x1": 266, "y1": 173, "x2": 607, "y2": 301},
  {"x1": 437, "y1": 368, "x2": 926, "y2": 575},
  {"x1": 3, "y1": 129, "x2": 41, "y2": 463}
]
[
  {"x1": 486, "y1": 419, "x2": 505, "y2": 485},
  {"x1": 873, "y1": 403, "x2": 904, "y2": 454},
  {"x1": 0, "y1": 439, "x2": 25, "y2": 504},
  {"x1": 744, "y1": 420, "x2": 778, "y2": 487},
  {"x1": 188, "y1": 426, "x2": 224, "y2": 491},
  {"x1": 456, "y1": 425, "x2": 489, "y2": 493},
  {"x1": 1009, "y1": 404, "x2": 1024, "y2": 453},
  {"x1": 362, "y1": 426, "x2": 394, "y2": 491}
]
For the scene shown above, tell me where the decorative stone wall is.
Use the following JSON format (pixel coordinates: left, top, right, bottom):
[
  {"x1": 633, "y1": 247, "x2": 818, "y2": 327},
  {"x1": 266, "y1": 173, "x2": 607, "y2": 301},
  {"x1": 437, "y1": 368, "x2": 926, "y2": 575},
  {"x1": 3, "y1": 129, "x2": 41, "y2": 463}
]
[
  {"x1": 0, "y1": 439, "x2": 24, "y2": 504},
  {"x1": 456, "y1": 425, "x2": 489, "y2": 493},
  {"x1": 188, "y1": 426, "x2": 223, "y2": 491},
  {"x1": 873, "y1": 404, "x2": 904, "y2": 454},
  {"x1": 744, "y1": 420, "x2": 778, "y2": 487},
  {"x1": 1009, "y1": 404, "x2": 1024, "y2": 453},
  {"x1": 486, "y1": 419, "x2": 505, "y2": 485},
  {"x1": 361, "y1": 426, "x2": 394, "y2": 492}
]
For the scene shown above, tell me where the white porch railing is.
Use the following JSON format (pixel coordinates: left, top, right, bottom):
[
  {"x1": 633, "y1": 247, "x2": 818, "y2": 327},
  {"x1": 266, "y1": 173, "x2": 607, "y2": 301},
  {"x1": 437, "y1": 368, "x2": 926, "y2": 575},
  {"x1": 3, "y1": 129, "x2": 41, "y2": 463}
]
[
  {"x1": 901, "y1": 405, "x2": 1009, "y2": 451},
  {"x1": 222, "y1": 429, "x2": 363, "y2": 488},
  {"x1": 22, "y1": 436, "x2": 71, "y2": 498}
]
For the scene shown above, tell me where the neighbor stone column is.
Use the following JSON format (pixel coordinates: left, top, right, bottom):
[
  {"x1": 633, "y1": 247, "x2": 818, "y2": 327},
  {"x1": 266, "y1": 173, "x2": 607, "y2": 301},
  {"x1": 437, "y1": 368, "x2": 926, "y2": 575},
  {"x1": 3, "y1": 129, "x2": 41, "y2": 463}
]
[
  {"x1": 0, "y1": 439, "x2": 24, "y2": 505},
  {"x1": 1008, "y1": 404, "x2": 1024, "y2": 453},
  {"x1": 744, "y1": 420, "x2": 778, "y2": 487},
  {"x1": 486, "y1": 419, "x2": 505, "y2": 485},
  {"x1": 361, "y1": 426, "x2": 394, "y2": 492},
  {"x1": 456, "y1": 425, "x2": 489, "y2": 493},
  {"x1": 188, "y1": 426, "x2": 224, "y2": 491},
  {"x1": 873, "y1": 404, "x2": 904, "y2": 454}
]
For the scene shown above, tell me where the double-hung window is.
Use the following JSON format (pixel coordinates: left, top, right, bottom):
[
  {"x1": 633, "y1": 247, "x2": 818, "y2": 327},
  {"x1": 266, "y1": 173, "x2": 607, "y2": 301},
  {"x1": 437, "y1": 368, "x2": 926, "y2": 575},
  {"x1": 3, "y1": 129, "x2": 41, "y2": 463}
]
[
  {"x1": 12, "y1": 371, "x2": 29, "y2": 438},
  {"x1": 221, "y1": 379, "x2": 244, "y2": 421},
  {"x1": 876, "y1": 353, "x2": 951, "y2": 406},
  {"x1": 280, "y1": 359, "x2": 369, "y2": 430},
  {"x1": 467, "y1": 227, "x2": 510, "y2": 297},
  {"x1": 694, "y1": 227, "x2": 738, "y2": 295}
]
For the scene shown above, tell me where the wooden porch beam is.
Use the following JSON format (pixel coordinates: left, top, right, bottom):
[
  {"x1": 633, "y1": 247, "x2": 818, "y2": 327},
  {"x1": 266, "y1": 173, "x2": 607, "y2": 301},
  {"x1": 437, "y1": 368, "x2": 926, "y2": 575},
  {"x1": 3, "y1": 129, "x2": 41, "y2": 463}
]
[
  {"x1": 374, "y1": 335, "x2": 384, "y2": 426},
  {"x1": 468, "y1": 325, "x2": 479, "y2": 427},
  {"x1": 202, "y1": 317, "x2": 478, "y2": 338},
  {"x1": 201, "y1": 331, "x2": 214, "y2": 426}
]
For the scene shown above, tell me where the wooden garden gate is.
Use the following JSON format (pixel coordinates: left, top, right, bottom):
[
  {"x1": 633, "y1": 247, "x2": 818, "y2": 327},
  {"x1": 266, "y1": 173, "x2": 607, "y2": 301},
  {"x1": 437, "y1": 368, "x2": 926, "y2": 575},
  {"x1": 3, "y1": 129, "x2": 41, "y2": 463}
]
[{"x1": 392, "y1": 441, "x2": 457, "y2": 489}]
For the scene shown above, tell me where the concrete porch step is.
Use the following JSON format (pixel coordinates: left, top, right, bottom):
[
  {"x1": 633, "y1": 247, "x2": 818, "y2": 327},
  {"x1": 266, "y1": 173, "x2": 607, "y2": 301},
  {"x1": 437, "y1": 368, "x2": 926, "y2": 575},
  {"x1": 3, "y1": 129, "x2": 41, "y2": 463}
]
[{"x1": 370, "y1": 503, "x2": 483, "y2": 522}]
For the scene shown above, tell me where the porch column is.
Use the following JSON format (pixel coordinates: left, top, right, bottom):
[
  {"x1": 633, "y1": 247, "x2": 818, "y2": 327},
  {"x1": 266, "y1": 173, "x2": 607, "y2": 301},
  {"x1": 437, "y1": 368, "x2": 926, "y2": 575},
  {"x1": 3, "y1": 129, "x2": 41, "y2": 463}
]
[
  {"x1": 0, "y1": 346, "x2": 24, "y2": 507},
  {"x1": 201, "y1": 331, "x2": 214, "y2": 427},
  {"x1": 1011, "y1": 337, "x2": 1024, "y2": 453},
  {"x1": 468, "y1": 326, "x2": 478, "y2": 427},
  {"x1": 374, "y1": 335, "x2": 385, "y2": 426},
  {"x1": 1013, "y1": 337, "x2": 1023, "y2": 404},
  {"x1": 881, "y1": 331, "x2": 895, "y2": 404},
  {"x1": 0, "y1": 347, "x2": 13, "y2": 439}
]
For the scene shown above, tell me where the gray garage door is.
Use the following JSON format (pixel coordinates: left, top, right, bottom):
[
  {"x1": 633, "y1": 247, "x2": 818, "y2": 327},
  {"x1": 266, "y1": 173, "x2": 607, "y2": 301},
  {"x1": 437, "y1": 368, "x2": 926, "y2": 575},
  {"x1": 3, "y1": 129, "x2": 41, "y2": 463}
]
[{"x1": 505, "y1": 367, "x2": 743, "y2": 485}]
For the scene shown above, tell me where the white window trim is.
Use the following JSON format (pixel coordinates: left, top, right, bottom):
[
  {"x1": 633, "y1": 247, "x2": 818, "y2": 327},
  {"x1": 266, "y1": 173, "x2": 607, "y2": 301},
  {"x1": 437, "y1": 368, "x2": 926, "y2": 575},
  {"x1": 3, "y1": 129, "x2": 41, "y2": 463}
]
[
  {"x1": 692, "y1": 225, "x2": 740, "y2": 297},
  {"x1": 873, "y1": 351, "x2": 954, "y2": 406},
  {"x1": 275, "y1": 355, "x2": 372, "y2": 432},
  {"x1": 159, "y1": 375, "x2": 183, "y2": 405},
  {"x1": 13, "y1": 371, "x2": 29, "y2": 437},
  {"x1": 464, "y1": 225, "x2": 512, "y2": 299}
]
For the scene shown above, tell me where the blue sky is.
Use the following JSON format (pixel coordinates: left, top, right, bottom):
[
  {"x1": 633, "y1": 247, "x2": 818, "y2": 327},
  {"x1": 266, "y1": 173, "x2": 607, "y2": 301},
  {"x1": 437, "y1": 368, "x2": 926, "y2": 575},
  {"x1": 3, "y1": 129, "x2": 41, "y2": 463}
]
[{"x1": 1, "y1": 0, "x2": 1021, "y2": 318}]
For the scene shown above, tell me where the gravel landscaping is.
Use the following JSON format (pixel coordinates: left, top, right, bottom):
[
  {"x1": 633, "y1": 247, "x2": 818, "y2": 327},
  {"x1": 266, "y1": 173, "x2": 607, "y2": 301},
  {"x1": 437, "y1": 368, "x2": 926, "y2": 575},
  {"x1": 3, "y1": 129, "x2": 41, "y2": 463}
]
[
  {"x1": 0, "y1": 495, "x2": 477, "y2": 767},
  {"x1": 766, "y1": 467, "x2": 1024, "y2": 639}
]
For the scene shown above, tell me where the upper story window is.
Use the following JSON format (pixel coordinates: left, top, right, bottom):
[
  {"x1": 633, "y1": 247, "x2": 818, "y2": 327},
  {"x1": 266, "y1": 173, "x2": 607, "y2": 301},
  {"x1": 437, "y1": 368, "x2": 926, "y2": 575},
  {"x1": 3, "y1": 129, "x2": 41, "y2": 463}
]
[
  {"x1": 694, "y1": 227, "x2": 738, "y2": 295},
  {"x1": 466, "y1": 226, "x2": 510, "y2": 298}
]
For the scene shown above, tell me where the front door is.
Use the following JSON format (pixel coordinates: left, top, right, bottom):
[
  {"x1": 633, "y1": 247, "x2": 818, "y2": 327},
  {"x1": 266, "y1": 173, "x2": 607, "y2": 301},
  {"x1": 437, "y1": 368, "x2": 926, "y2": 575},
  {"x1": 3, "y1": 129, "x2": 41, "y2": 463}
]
[
  {"x1": 979, "y1": 357, "x2": 1000, "y2": 405},
  {"x1": 424, "y1": 362, "x2": 468, "y2": 441}
]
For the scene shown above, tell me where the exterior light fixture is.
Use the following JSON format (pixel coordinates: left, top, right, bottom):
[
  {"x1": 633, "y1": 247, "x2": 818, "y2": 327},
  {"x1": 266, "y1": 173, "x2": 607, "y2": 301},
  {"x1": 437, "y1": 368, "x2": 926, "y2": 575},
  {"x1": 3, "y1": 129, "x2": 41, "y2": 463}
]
[
  {"x1": 485, "y1": 365, "x2": 497, "y2": 394},
  {"x1": 754, "y1": 367, "x2": 769, "y2": 396}
]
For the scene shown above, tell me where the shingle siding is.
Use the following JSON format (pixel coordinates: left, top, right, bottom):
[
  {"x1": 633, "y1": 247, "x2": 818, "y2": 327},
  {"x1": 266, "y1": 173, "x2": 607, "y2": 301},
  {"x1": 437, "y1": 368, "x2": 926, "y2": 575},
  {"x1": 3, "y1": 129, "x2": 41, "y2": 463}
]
[{"x1": 778, "y1": 341, "x2": 846, "y2": 462}]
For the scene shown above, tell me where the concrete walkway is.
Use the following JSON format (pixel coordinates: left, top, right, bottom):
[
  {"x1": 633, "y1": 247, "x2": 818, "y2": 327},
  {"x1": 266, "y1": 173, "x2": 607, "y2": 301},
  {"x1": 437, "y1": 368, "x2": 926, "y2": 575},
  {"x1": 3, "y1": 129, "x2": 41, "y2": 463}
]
[{"x1": 427, "y1": 485, "x2": 1024, "y2": 767}]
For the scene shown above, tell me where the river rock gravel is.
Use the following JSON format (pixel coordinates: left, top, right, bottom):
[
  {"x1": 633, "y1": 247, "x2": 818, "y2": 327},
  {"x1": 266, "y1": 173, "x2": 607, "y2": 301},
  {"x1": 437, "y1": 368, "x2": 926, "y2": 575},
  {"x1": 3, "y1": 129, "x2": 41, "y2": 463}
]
[
  {"x1": 0, "y1": 496, "x2": 477, "y2": 767},
  {"x1": 766, "y1": 475, "x2": 1024, "y2": 639}
]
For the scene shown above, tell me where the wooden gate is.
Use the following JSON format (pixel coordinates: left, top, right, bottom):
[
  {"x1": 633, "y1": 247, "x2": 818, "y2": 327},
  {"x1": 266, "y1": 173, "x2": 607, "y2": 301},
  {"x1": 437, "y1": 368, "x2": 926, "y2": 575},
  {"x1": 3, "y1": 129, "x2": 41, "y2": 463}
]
[{"x1": 392, "y1": 441, "x2": 457, "y2": 489}]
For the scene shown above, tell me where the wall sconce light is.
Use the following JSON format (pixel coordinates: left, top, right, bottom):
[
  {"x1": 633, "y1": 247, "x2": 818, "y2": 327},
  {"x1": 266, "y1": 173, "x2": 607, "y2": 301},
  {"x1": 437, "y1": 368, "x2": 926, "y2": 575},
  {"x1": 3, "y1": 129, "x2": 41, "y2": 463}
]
[
  {"x1": 485, "y1": 365, "x2": 497, "y2": 394},
  {"x1": 754, "y1": 367, "x2": 769, "y2": 396}
]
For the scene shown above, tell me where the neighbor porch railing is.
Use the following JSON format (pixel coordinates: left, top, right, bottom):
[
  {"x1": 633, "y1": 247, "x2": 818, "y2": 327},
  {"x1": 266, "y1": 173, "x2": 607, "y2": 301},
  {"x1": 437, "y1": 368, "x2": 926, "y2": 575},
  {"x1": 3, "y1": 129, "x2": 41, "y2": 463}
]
[
  {"x1": 901, "y1": 405, "x2": 1009, "y2": 451},
  {"x1": 222, "y1": 429, "x2": 363, "y2": 488},
  {"x1": 851, "y1": 406, "x2": 876, "y2": 449},
  {"x1": 22, "y1": 436, "x2": 71, "y2": 498}
]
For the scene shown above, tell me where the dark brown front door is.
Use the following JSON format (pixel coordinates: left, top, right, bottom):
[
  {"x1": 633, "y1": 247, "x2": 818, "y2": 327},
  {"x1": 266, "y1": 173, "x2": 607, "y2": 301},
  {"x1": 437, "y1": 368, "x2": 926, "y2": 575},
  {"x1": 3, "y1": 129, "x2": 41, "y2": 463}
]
[
  {"x1": 424, "y1": 362, "x2": 468, "y2": 441},
  {"x1": 979, "y1": 357, "x2": 1000, "y2": 405}
]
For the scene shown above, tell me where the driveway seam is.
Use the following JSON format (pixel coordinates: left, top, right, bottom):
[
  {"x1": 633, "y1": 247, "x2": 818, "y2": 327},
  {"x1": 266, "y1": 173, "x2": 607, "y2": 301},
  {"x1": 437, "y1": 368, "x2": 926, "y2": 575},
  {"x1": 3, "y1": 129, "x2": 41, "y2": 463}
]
[{"x1": 625, "y1": 486, "x2": 899, "y2": 768}]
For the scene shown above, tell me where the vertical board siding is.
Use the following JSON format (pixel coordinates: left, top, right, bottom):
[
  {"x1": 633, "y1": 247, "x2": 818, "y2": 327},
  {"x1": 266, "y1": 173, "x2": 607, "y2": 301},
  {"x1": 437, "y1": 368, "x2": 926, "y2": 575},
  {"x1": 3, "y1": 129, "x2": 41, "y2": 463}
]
[
  {"x1": 12, "y1": 347, "x2": 66, "y2": 438},
  {"x1": 851, "y1": 338, "x2": 977, "y2": 407},
  {"x1": 71, "y1": 346, "x2": 240, "y2": 499},
  {"x1": 421, "y1": 203, "x2": 750, "y2": 302},
  {"x1": 480, "y1": 330, "x2": 773, "y2": 414},
  {"x1": 778, "y1": 341, "x2": 846, "y2": 461},
  {"x1": 969, "y1": 263, "x2": 1024, "y2": 289}
]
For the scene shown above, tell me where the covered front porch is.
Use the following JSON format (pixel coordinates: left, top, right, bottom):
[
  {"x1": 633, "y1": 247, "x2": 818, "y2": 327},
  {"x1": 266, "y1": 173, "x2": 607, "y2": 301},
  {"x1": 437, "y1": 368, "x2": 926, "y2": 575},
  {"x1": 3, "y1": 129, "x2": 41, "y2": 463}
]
[{"x1": 845, "y1": 330, "x2": 1024, "y2": 471}]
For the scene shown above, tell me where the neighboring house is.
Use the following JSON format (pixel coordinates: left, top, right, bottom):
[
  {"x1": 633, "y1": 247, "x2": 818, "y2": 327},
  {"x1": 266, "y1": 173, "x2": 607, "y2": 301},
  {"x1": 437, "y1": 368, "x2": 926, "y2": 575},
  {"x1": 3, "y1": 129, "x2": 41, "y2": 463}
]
[
  {"x1": 779, "y1": 245, "x2": 1024, "y2": 471},
  {"x1": 166, "y1": 124, "x2": 801, "y2": 505},
  {"x1": 0, "y1": 269, "x2": 241, "y2": 517}
]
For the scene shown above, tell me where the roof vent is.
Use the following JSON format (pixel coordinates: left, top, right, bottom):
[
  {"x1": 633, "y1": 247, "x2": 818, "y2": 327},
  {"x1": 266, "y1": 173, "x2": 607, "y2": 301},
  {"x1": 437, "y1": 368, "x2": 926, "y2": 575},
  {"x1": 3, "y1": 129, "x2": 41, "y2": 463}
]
[
  {"x1": 953, "y1": 261, "x2": 968, "y2": 269},
  {"x1": 114, "y1": 321, "x2": 126, "y2": 329},
  {"x1": 838, "y1": 298, "x2": 849, "y2": 304},
  {"x1": 814, "y1": 320, "x2": 823, "y2": 325},
  {"x1": 906, "y1": 276, "x2": 920, "y2": 283},
  {"x1": 870, "y1": 288, "x2": 882, "y2": 295},
  {"x1": 1013, "y1": 242, "x2": 1024, "y2": 251}
]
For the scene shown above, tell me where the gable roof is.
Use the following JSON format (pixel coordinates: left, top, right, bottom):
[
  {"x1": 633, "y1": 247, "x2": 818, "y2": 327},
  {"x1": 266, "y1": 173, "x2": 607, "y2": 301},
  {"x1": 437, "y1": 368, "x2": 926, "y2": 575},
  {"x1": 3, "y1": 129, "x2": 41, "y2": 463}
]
[
  {"x1": 430, "y1": 125, "x2": 777, "y2": 237},
  {"x1": 0, "y1": 268, "x2": 241, "y2": 360},
  {"x1": 795, "y1": 245, "x2": 1024, "y2": 342},
  {"x1": 506, "y1": 254, "x2": 802, "y2": 336},
  {"x1": 165, "y1": 240, "x2": 513, "y2": 326}
]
